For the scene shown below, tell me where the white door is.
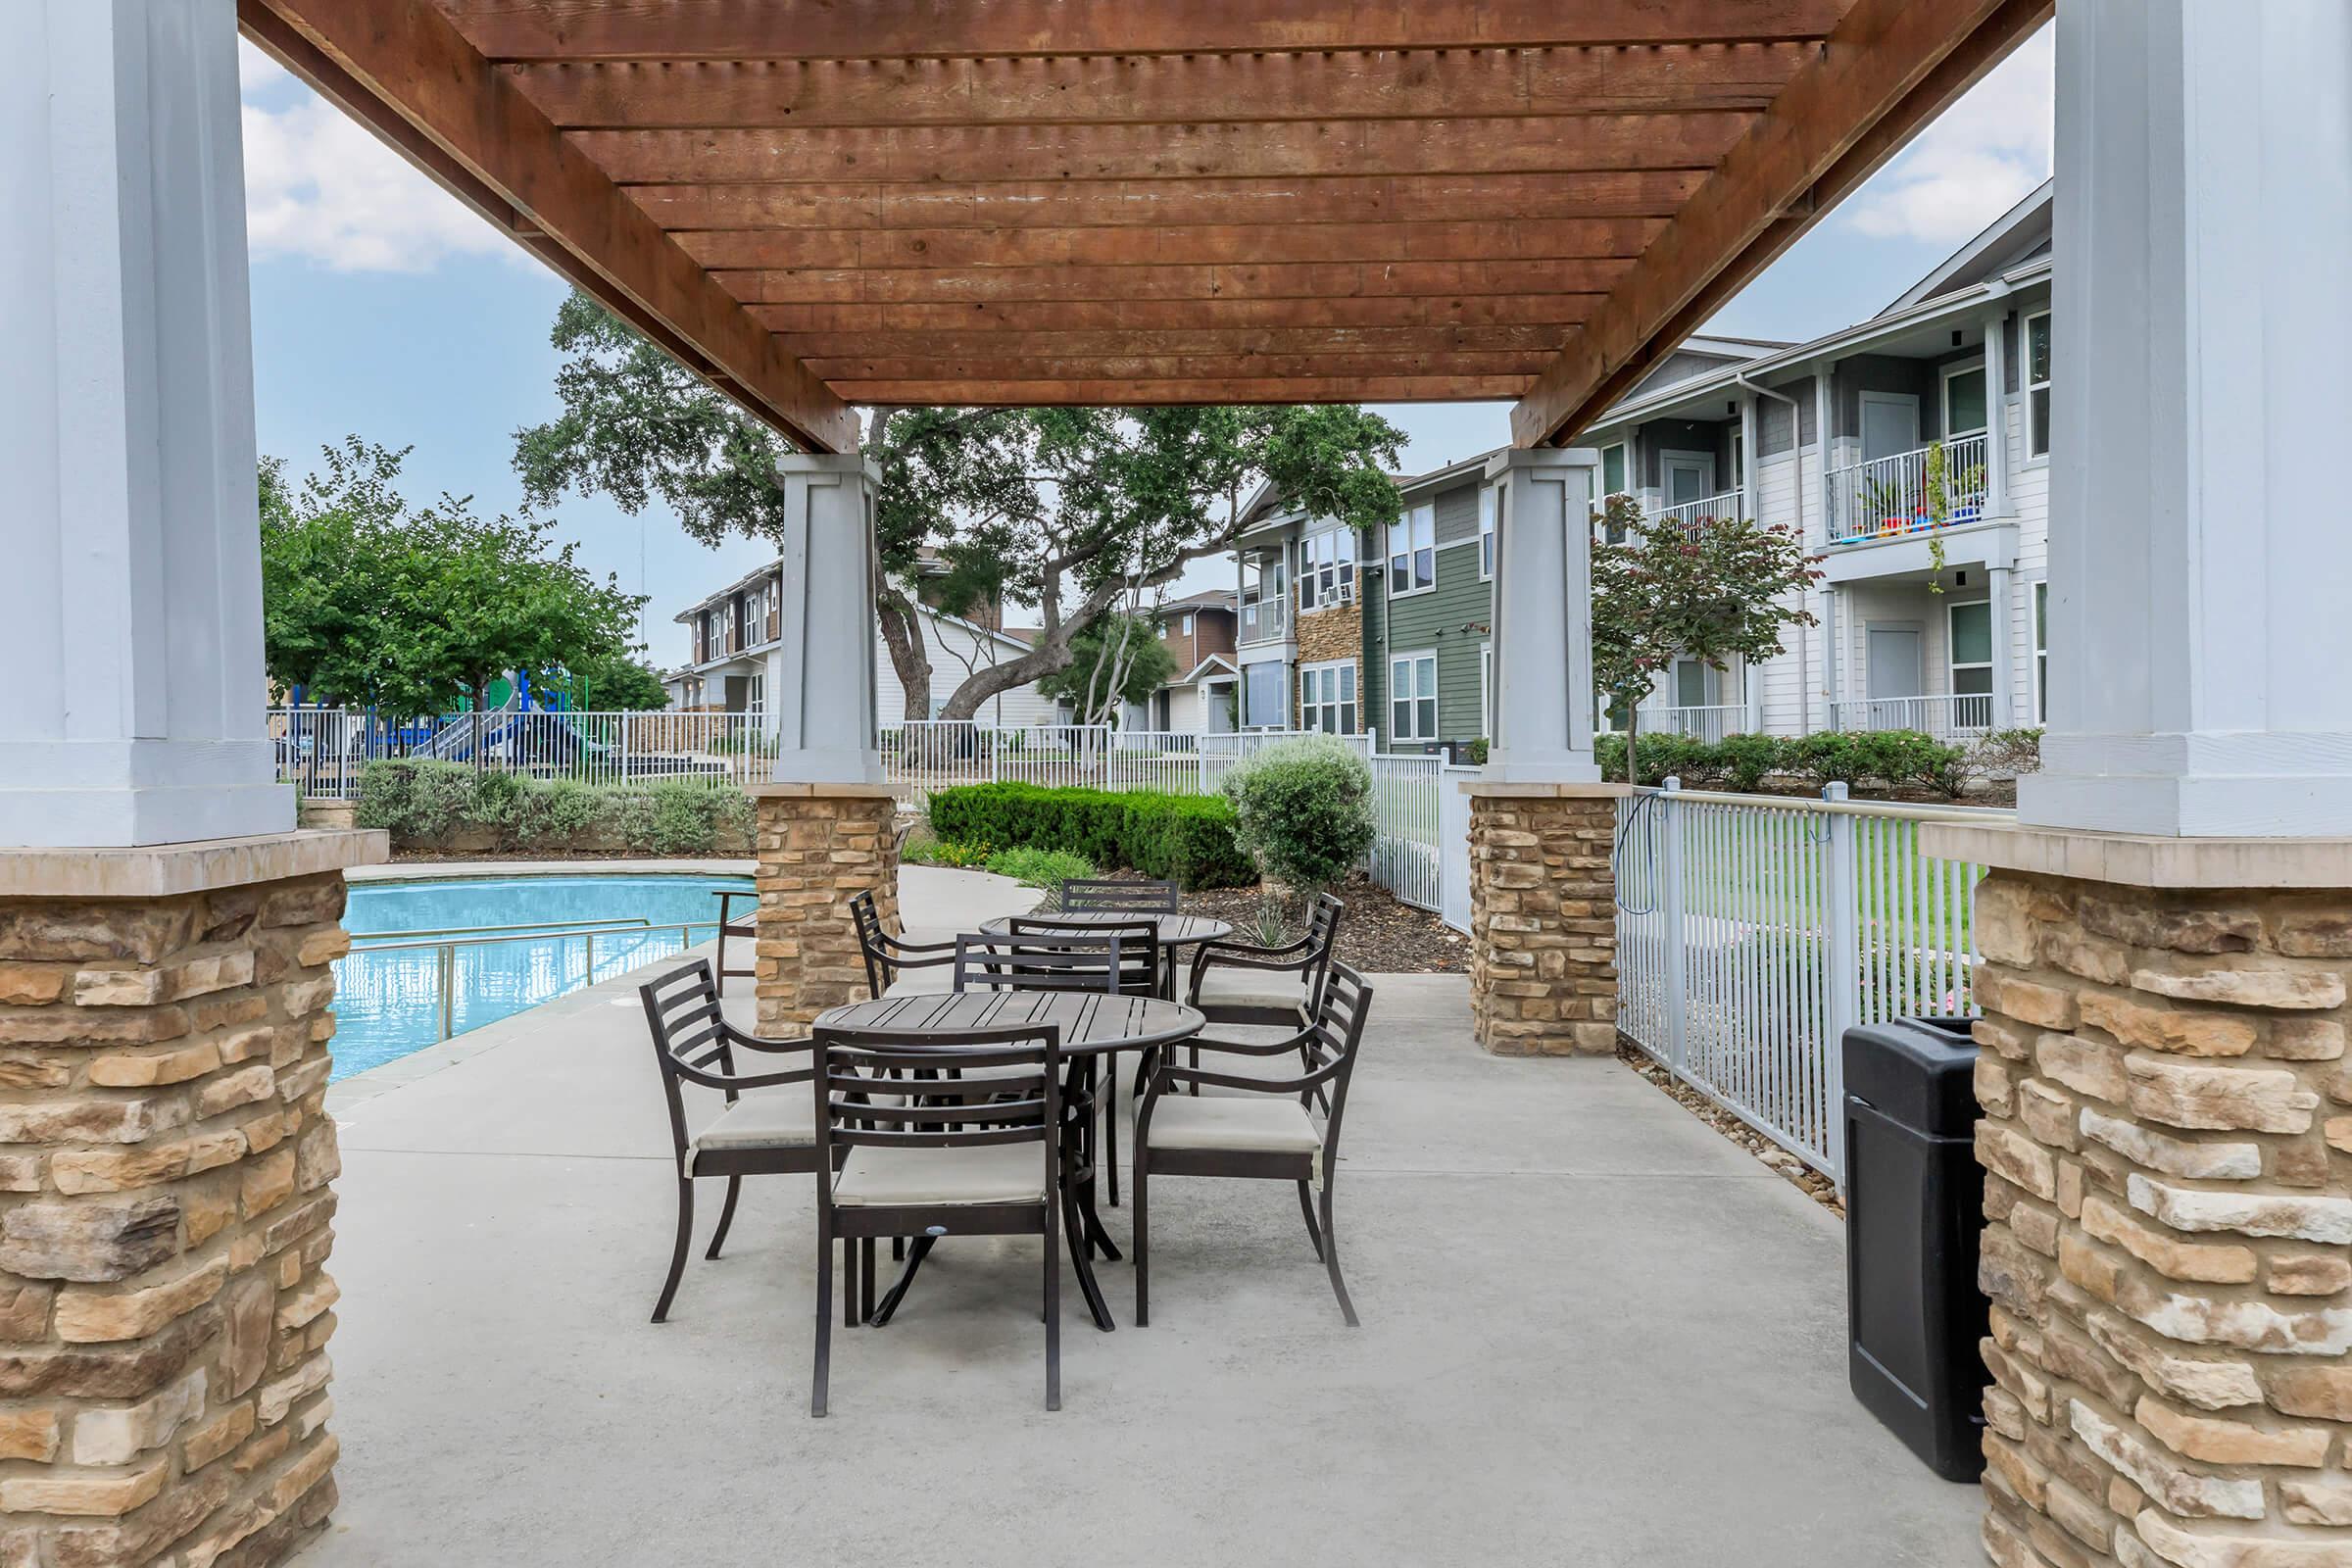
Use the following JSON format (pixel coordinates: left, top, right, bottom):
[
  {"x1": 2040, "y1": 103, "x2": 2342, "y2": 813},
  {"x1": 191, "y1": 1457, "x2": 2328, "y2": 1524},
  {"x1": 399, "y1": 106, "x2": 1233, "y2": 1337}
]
[
  {"x1": 1866, "y1": 626, "x2": 1924, "y2": 726},
  {"x1": 1860, "y1": 394, "x2": 1920, "y2": 462},
  {"x1": 1662, "y1": 453, "x2": 1715, "y2": 507}
]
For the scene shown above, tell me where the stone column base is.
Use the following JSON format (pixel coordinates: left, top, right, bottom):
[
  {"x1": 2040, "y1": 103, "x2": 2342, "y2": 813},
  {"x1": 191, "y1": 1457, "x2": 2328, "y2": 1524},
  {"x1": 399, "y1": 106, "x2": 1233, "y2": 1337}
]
[
  {"x1": 752, "y1": 785, "x2": 900, "y2": 1034},
  {"x1": 1467, "y1": 782, "x2": 1625, "y2": 1056},
  {"x1": 0, "y1": 828, "x2": 384, "y2": 1568},
  {"x1": 1919, "y1": 823, "x2": 2352, "y2": 1568}
]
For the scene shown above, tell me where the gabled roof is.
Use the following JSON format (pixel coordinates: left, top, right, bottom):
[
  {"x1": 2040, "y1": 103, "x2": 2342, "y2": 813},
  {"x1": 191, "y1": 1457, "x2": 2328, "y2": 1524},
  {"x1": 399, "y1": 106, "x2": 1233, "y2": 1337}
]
[
  {"x1": 1174, "y1": 654, "x2": 1240, "y2": 685},
  {"x1": 1884, "y1": 179, "x2": 2054, "y2": 314},
  {"x1": 1159, "y1": 588, "x2": 1236, "y2": 613}
]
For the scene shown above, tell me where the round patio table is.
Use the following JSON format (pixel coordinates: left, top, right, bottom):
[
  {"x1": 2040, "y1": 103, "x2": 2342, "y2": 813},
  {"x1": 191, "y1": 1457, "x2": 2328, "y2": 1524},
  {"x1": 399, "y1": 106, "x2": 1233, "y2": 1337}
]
[
  {"x1": 978, "y1": 910, "x2": 1232, "y2": 1002},
  {"x1": 810, "y1": 989, "x2": 1203, "y2": 1332}
]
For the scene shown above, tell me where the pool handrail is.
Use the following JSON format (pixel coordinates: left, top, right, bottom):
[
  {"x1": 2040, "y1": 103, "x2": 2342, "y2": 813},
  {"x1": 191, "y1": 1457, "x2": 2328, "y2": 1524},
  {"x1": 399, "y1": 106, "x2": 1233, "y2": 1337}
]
[
  {"x1": 349, "y1": 914, "x2": 657, "y2": 945},
  {"x1": 340, "y1": 919, "x2": 731, "y2": 1042}
]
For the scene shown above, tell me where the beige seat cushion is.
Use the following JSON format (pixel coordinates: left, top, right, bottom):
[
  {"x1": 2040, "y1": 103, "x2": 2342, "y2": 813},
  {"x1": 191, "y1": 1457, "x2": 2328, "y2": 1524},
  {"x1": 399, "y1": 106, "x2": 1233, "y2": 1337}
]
[
  {"x1": 1194, "y1": 964, "x2": 1308, "y2": 1016},
  {"x1": 687, "y1": 1093, "x2": 815, "y2": 1172},
  {"x1": 1144, "y1": 1095, "x2": 1322, "y2": 1155},
  {"x1": 833, "y1": 1143, "x2": 1050, "y2": 1207},
  {"x1": 882, "y1": 962, "x2": 956, "y2": 998}
]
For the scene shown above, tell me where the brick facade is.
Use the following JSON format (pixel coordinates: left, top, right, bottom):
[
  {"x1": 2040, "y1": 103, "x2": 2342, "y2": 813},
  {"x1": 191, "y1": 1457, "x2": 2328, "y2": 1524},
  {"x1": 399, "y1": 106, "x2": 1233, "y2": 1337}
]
[
  {"x1": 1969, "y1": 870, "x2": 2352, "y2": 1567},
  {"x1": 1467, "y1": 784, "x2": 1622, "y2": 1055},
  {"x1": 0, "y1": 850, "x2": 371, "y2": 1568},
  {"x1": 753, "y1": 786, "x2": 900, "y2": 1033}
]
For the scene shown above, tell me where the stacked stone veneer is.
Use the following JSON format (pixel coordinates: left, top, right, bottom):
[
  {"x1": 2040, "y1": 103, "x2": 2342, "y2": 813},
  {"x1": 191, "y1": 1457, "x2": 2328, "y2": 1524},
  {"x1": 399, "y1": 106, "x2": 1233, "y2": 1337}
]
[
  {"x1": 0, "y1": 872, "x2": 349, "y2": 1567},
  {"x1": 1293, "y1": 600, "x2": 1362, "y2": 729},
  {"x1": 1467, "y1": 786, "x2": 1619, "y2": 1055},
  {"x1": 755, "y1": 787, "x2": 901, "y2": 1033},
  {"x1": 1971, "y1": 872, "x2": 2352, "y2": 1567}
]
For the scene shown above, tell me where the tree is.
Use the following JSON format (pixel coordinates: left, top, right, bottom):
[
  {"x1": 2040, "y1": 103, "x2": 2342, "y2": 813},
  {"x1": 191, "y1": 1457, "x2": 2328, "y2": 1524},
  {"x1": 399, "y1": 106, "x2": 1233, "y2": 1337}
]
[
  {"x1": 1038, "y1": 609, "x2": 1180, "y2": 725},
  {"x1": 258, "y1": 437, "x2": 647, "y2": 721},
  {"x1": 553, "y1": 652, "x2": 669, "y2": 711},
  {"x1": 1590, "y1": 495, "x2": 1822, "y2": 784},
  {"x1": 514, "y1": 291, "x2": 1406, "y2": 721}
]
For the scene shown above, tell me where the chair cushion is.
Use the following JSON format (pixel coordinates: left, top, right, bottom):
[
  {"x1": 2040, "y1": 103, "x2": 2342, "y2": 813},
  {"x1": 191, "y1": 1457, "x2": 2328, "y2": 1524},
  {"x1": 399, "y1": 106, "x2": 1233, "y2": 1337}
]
[
  {"x1": 883, "y1": 963, "x2": 956, "y2": 998},
  {"x1": 833, "y1": 1143, "x2": 1050, "y2": 1207},
  {"x1": 1144, "y1": 1095, "x2": 1322, "y2": 1155},
  {"x1": 687, "y1": 1094, "x2": 815, "y2": 1172},
  {"x1": 1194, "y1": 964, "x2": 1308, "y2": 1015}
]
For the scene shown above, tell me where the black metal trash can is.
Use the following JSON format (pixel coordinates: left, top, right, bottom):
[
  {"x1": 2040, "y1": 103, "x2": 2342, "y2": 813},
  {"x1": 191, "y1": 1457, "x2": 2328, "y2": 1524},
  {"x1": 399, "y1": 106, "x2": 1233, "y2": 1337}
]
[{"x1": 1842, "y1": 1014, "x2": 1987, "y2": 1482}]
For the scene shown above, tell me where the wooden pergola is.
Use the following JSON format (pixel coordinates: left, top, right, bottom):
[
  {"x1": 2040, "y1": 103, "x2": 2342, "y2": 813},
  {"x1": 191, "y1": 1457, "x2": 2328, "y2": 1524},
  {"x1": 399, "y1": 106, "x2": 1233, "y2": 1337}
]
[{"x1": 240, "y1": 0, "x2": 2047, "y2": 455}]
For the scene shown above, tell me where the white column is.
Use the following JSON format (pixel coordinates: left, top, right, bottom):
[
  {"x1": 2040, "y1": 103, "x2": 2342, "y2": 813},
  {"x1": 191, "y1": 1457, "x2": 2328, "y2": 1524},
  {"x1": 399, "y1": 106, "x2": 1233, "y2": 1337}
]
[
  {"x1": 2023, "y1": 0, "x2": 2352, "y2": 837},
  {"x1": 1988, "y1": 563, "x2": 2016, "y2": 731},
  {"x1": 1819, "y1": 587, "x2": 1841, "y2": 724},
  {"x1": 1982, "y1": 303, "x2": 2013, "y2": 517},
  {"x1": 0, "y1": 1, "x2": 291, "y2": 848},
  {"x1": 1739, "y1": 392, "x2": 1759, "y2": 522},
  {"x1": 1482, "y1": 447, "x2": 1600, "y2": 783},
  {"x1": 766, "y1": 454, "x2": 883, "y2": 786}
]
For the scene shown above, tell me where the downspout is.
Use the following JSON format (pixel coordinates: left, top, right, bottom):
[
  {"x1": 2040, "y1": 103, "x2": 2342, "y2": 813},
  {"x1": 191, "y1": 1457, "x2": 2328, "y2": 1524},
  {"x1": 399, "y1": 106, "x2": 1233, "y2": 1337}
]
[{"x1": 1736, "y1": 372, "x2": 1807, "y2": 735}]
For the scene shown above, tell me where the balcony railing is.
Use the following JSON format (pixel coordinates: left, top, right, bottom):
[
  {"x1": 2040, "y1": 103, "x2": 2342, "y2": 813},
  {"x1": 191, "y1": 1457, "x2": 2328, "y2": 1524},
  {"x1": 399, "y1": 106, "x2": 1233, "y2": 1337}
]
[
  {"x1": 1238, "y1": 597, "x2": 1288, "y2": 645},
  {"x1": 1824, "y1": 431, "x2": 1988, "y2": 547},
  {"x1": 1653, "y1": 490, "x2": 1744, "y2": 533},
  {"x1": 1637, "y1": 703, "x2": 1752, "y2": 744},
  {"x1": 1830, "y1": 693, "x2": 1994, "y2": 743}
]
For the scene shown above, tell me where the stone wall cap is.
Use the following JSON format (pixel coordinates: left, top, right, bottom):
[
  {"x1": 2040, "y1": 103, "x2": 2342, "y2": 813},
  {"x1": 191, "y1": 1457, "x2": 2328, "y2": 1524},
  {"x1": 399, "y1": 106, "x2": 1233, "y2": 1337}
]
[
  {"x1": 0, "y1": 828, "x2": 389, "y2": 899},
  {"x1": 350, "y1": 857, "x2": 756, "y2": 884},
  {"x1": 748, "y1": 782, "x2": 899, "y2": 801},
  {"x1": 1462, "y1": 780, "x2": 1633, "y2": 800},
  {"x1": 1922, "y1": 820, "x2": 2352, "y2": 889}
]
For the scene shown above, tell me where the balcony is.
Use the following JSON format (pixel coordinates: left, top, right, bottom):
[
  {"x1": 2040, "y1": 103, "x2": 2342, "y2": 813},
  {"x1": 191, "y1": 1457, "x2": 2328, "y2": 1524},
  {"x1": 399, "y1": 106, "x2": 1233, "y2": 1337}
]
[
  {"x1": 1653, "y1": 489, "x2": 1744, "y2": 533},
  {"x1": 1238, "y1": 596, "x2": 1289, "y2": 646},
  {"x1": 1823, "y1": 431, "x2": 1988, "y2": 547}
]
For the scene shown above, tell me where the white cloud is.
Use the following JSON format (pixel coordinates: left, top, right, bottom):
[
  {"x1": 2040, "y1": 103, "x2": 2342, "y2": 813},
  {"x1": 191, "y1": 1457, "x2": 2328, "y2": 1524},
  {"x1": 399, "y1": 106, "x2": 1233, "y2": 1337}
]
[
  {"x1": 1842, "y1": 25, "x2": 2054, "y2": 246},
  {"x1": 238, "y1": 40, "x2": 515, "y2": 273}
]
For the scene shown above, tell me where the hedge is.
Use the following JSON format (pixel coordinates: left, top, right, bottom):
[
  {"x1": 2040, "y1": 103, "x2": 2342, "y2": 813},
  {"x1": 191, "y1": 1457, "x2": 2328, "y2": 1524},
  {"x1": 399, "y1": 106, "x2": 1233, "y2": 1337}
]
[
  {"x1": 1592, "y1": 727, "x2": 2040, "y2": 798},
  {"x1": 925, "y1": 782, "x2": 1254, "y2": 890},
  {"x1": 355, "y1": 759, "x2": 754, "y2": 857}
]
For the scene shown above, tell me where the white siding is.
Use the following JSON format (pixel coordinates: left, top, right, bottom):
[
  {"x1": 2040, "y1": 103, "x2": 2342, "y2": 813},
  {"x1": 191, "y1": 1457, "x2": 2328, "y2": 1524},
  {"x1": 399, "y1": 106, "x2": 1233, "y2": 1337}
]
[
  {"x1": 1753, "y1": 448, "x2": 1811, "y2": 735},
  {"x1": 873, "y1": 610, "x2": 1056, "y2": 726}
]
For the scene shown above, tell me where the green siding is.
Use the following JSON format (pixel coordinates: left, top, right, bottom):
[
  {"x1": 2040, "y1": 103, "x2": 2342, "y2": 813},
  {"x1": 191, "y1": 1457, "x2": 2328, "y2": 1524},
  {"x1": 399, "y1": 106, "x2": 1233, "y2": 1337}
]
[{"x1": 1364, "y1": 480, "x2": 1492, "y2": 751}]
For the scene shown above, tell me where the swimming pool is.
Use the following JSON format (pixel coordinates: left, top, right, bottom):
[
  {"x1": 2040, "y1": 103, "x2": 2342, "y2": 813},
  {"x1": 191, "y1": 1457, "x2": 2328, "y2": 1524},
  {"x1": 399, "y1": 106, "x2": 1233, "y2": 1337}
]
[{"x1": 331, "y1": 873, "x2": 754, "y2": 1080}]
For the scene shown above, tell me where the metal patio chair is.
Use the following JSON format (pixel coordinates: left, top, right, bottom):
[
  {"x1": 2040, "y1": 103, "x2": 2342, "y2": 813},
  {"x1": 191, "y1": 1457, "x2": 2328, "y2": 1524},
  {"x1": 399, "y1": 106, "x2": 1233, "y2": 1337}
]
[
  {"x1": 850, "y1": 888, "x2": 956, "y2": 999},
  {"x1": 1133, "y1": 963, "x2": 1374, "y2": 1329},
  {"x1": 711, "y1": 888, "x2": 757, "y2": 996},
  {"x1": 1060, "y1": 877, "x2": 1181, "y2": 915},
  {"x1": 811, "y1": 1022, "x2": 1071, "y2": 1414},
  {"x1": 1008, "y1": 914, "x2": 1158, "y2": 1205},
  {"x1": 1185, "y1": 892, "x2": 1345, "y2": 1027}
]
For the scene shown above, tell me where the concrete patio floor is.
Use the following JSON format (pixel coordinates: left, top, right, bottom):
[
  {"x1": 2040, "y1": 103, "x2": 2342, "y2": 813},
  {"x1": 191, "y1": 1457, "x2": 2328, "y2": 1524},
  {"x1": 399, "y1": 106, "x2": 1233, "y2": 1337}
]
[{"x1": 309, "y1": 867, "x2": 1980, "y2": 1567}]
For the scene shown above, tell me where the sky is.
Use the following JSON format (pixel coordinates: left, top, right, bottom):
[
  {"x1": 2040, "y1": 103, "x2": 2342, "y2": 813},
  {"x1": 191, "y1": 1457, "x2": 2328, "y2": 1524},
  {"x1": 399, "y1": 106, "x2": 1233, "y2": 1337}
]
[{"x1": 237, "y1": 26, "x2": 2052, "y2": 659}]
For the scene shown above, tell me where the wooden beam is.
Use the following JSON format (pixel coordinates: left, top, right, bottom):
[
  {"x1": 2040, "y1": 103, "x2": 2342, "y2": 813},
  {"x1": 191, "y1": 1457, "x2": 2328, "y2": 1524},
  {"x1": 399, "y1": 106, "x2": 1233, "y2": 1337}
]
[
  {"x1": 441, "y1": 0, "x2": 1849, "y2": 61},
  {"x1": 715, "y1": 258, "x2": 1630, "y2": 306},
  {"x1": 678, "y1": 218, "x2": 1665, "y2": 271},
  {"x1": 241, "y1": 0, "x2": 854, "y2": 452},
  {"x1": 629, "y1": 171, "x2": 1710, "y2": 232},
  {"x1": 827, "y1": 377, "x2": 1532, "y2": 405},
  {"x1": 1512, "y1": 0, "x2": 2049, "y2": 446},
  {"x1": 509, "y1": 46, "x2": 1812, "y2": 129},
  {"x1": 776, "y1": 324, "x2": 1578, "y2": 357},
  {"x1": 746, "y1": 295, "x2": 1599, "y2": 332},
  {"x1": 806, "y1": 351, "x2": 1555, "y2": 381},
  {"x1": 574, "y1": 115, "x2": 1749, "y2": 185}
]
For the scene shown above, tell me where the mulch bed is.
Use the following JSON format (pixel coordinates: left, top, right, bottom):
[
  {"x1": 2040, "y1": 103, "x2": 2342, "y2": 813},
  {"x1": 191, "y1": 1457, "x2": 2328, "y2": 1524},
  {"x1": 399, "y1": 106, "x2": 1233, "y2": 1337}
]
[
  {"x1": 1124, "y1": 873, "x2": 1469, "y2": 974},
  {"x1": 1617, "y1": 1044, "x2": 1845, "y2": 1218}
]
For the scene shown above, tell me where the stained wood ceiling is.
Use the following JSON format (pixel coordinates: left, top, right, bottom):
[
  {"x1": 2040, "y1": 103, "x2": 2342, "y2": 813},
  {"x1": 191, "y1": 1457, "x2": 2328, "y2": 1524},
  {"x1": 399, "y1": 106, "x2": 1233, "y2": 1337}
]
[{"x1": 240, "y1": 0, "x2": 2049, "y2": 454}]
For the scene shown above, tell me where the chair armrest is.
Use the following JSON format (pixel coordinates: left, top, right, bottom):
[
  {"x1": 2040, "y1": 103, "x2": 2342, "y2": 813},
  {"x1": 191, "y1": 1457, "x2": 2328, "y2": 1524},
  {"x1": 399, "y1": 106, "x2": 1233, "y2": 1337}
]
[
  {"x1": 1187, "y1": 938, "x2": 1314, "y2": 996},
  {"x1": 1182, "y1": 1029, "x2": 1314, "y2": 1060},
  {"x1": 718, "y1": 1020, "x2": 816, "y2": 1056},
  {"x1": 669, "y1": 1060, "x2": 808, "y2": 1094}
]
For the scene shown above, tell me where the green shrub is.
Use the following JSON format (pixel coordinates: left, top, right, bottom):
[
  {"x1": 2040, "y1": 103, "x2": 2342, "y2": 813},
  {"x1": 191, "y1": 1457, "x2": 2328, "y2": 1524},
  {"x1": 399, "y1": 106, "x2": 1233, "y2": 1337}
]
[
  {"x1": 355, "y1": 759, "x2": 752, "y2": 855},
  {"x1": 1218, "y1": 736, "x2": 1376, "y2": 895},
  {"x1": 984, "y1": 846, "x2": 1096, "y2": 891},
  {"x1": 925, "y1": 782, "x2": 1252, "y2": 889},
  {"x1": 1717, "y1": 733, "x2": 1788, "y2": 793},
  {"x1": 1788, "y1": 731, "x2": 1864, "y2": 787},
  {"x1": 903, "y1": 836, "x2": 994, "y2": 869}
]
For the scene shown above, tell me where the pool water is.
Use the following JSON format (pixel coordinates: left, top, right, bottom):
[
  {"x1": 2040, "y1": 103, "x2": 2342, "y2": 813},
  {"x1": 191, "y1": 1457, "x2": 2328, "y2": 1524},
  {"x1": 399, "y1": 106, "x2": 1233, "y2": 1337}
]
[{"x1": 331, "y1": 874, "x2": 754, "y2": 1080}]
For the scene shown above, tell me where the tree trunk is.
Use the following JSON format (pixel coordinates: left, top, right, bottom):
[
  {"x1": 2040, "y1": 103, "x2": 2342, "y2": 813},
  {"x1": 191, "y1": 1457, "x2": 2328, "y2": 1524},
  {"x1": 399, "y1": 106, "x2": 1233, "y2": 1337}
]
[
  {"x1": 1624, "y1": 705, "x2": 1641, "y2": 786},
  {"x1": 874, "y1": 586, "x2": 933, "y2": 721},
  {"x1": 935, "y1": 575, "x2": 1127, "y2": 721}
]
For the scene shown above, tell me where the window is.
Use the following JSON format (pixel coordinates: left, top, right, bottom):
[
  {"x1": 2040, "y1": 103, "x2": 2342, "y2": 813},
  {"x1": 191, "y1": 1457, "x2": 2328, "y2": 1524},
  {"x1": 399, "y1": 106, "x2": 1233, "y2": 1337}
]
[
  {"x1": 2026, "y1": 311, "x2": 2052, "y2": 458},
  {"x1": 1298, "y1": 526, "x2": 1356, "y2": 610},
  {"x1": 1943, "y1": 362, "x2": 1988, "y2": 435},
  {"x1": 1730, "y1": 427, "x2": 1744, "y2": 491},
  {"x1": 2034, "y1": 581, "x2": 2049, "y2": 723},
  {"x1": 1387, "y1": 505, "x2": 1436, "y2": 596},
  {"x1": 1478, "y1": 484, "x2": 1496, "y2": 579},
  {"x1": 1179, "y1": 612, "x2": 1195, "y2": 636},
  {"x1": 1389, "y1": 652, "x2": 1438, "y2": 741},
  {"x1": 1948, "y1": 600, "x2": 1994, "y2": 724},
  {"x1": 1600, "y1": 442, "x2": 1628, "y2": 499},
  {"x1": 1242, "y1": 660, "x2": 1286, "y2": 729},
  {"x1": 1673, "y1": 659, "x2": 1709, "y2": 710},
  {"x1": 1298, "y1": 660, "x2": 1357, "y2": 735},
  {"x1": 1480, "y1": 644, "x2": 1494, "y2": 738},
  {"x1": 745, "y1": 672, "x2": 764, "y2": 717}
]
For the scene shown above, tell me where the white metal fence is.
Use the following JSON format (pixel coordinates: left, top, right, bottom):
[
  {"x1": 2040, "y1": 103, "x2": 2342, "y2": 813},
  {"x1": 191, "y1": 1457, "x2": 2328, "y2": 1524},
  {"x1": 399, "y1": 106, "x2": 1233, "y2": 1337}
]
[
  {"x1": 269, "y1": 708, "x2": 772, "y2": 796},
  {"x1": 1653, "y1": 489, "x2": 1744, "y2": 532},
  {"x1": 1613, "y1": 780, "x2": 1995, "y2": 1182}
]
